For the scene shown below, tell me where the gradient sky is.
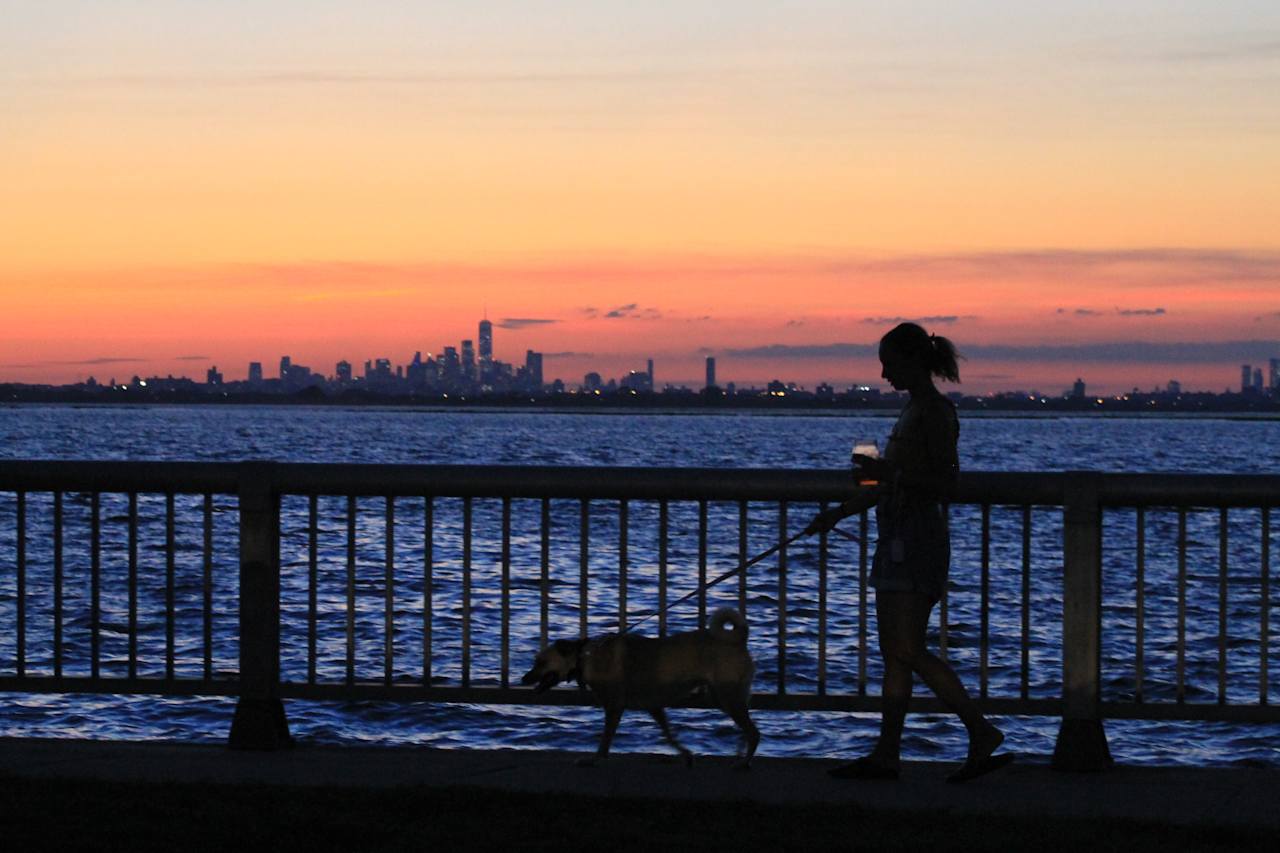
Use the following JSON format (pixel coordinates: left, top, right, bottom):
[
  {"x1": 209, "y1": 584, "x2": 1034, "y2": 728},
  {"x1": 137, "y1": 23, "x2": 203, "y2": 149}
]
[{"x1": 3, "y1": 1, "x2": 1279, "y2": 393}]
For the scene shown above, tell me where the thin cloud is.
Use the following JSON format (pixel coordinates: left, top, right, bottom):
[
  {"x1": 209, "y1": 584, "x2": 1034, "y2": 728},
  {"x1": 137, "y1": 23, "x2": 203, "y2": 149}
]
[
  {"x1": 861, "y1": 315, "x2": 967, "y2": 325},
  {"x1": 724, "y1": 340, "x2": 1280, "y2": 364},
  {"x1": 725, "y1": 343, "x2": 878, "y2": 360},
  {"x1": 603, "y1": 303, "x2": 662, "y2": 320},
  {"x1": 543, "y1": 351, "x2": 590, "y2": 358},
  {"x1": 175, "y1": 355, "x2": 211, "y2": 361},
  {"x1": 1154, "y1": 39, "x2": 1280, "y2": 64},
  {"x1": 48, "y1": 69, "x2": 677, "y2": 89},
  {"x1": 1057, "y1": 308, "x2": 1102, "y2": 316},
  {"x1": 4, "y1": 357, "x2": 148, "y2": 368},
  {"x1": 1116, "y1": 307, "x2": 1167, "y2": 316},
  {"x1": 496, "y1": 318, "x2": 558, "y2": 330}
]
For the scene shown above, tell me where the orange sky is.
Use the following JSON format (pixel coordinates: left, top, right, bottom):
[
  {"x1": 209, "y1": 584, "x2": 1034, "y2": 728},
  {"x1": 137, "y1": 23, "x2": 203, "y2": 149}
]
[{"x1": 3, "y1": 3, "x2": 1279, "y2": 392}]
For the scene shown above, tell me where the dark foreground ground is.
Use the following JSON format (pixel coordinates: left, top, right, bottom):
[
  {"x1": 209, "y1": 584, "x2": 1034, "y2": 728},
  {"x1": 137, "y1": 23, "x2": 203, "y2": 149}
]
[{"x1": 2, "y1": 739, "x2": 1278, "y2": 852}]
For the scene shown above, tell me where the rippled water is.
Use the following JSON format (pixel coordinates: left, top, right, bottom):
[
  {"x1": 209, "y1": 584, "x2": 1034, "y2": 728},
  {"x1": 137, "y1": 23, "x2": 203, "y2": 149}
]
[{"x1": 1, "y1": 404, "x2": 1278, "y2": 767}]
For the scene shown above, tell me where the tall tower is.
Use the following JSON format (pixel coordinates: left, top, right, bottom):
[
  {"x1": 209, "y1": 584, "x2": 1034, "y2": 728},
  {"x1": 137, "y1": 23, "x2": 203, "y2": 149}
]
[
  {"x1": 705, "y1": 356, "x2": 717, "y2": 389},
  {"x1": 647, "y1": 358, "x2": 655, "y2": 391},
  {"x1": 1271, "y1": 358, "x2": 1280, "y2": 392},
  {"x1": 1242, "y1": 364, "x2": 1253, "y2": 393},
  {"x1": 461, "y1": 339, "x2": 476, "y2": 381},
  {"x1": 478, "y1": 319, "x2": 493, "y2": 365}
]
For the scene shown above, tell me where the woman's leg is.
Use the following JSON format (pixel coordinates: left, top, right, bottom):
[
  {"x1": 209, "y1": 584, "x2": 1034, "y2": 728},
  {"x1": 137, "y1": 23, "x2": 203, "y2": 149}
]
[{"x1": 873, "y1": 590, "x2": 1002, "y2": 766}]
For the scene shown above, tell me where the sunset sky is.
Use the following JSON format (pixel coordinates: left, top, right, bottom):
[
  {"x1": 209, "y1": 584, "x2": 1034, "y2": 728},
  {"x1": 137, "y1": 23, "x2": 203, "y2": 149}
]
[{"x1": 3, "y1": 2, "x2": 1279, "y2": 393}]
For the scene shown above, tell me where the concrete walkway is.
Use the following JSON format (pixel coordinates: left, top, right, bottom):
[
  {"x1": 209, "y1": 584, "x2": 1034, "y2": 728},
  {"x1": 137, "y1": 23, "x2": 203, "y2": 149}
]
[{"x1": 2, "y1": 738, "x2": 1278, "y2": 831}]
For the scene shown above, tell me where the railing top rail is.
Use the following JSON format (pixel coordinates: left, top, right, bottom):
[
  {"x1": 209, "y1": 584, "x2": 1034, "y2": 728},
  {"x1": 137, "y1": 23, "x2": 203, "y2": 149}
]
[{"x1": 1, "y1": 460, "x2": 1277, "y2": 505}]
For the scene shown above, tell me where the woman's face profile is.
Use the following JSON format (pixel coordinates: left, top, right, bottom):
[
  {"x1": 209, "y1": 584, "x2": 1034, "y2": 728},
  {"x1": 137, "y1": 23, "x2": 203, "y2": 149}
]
[{"x1": 879, "y1": 343, "x2": 923, "y2": 391}]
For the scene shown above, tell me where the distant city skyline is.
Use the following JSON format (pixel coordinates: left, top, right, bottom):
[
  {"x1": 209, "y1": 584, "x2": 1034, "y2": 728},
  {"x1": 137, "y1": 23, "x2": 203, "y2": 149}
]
[{"x1": 10, "y1": 312, "x2": 1278, "y2": 401}]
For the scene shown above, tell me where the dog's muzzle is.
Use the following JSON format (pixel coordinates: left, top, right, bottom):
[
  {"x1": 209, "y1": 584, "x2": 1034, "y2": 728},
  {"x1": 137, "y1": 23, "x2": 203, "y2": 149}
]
[{"x1": 521, "y1": 669, "x2": 562, "y2": 694}]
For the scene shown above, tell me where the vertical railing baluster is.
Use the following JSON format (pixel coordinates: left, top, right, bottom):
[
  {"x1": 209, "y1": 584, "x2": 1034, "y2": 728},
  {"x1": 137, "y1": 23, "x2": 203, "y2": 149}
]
[
  {"x1": 1053, "y1": 473, "x2": 1110, "y2": 770},
  {"x1": 777, "y1": 501, "x2": 788, "y2": 695},
  {"x1": 423, "y1": 497, "x2": 433, "y2": 686},
  {"x1": 463, "y1": 496, "x2": 473, "y2": 689},
  {"x1": 658, "y1": 500, "x2": 669, "y2": 637},
  {"x1": 980, "y1": 503, "x2": 990, "y2": 699},
  {"x1": 501, "y1": 497, "x2": 511, "y2": 689},
  {"x1": 346, "y1": 495, "x2": 356, "y2": 686},
  {"x1": 14, "y1": 491, "x2": 24, "y2": 676},
  {"x1": 1262, "y1": 507, "x2": 1271, "y2": 705},
  {"x1": 53, "y1": 491, "x2": 63, "y2": 679},
  {"x1": 165, "y1": 492, "x2": 176, "y2": 682},
  {"x1": 939, "y1": 504, "x2": 950, "y2": 661},
  {"x1": 1135, "y1": 507, "x2": 1145, "y2": 703},
  {"x1": 540, "y1": 497, "x2": 550, "y2": 650},
  {"x1": 128, "y1": 492, "x2": 137, "y2": 680},
  {"x1": 618, "y1": 500, "x2": 629, "y2": 633},
  {"x1": 385, "y1": 496, "x2": 395, "y2": 687},
  {"x1": 818, "y1": 501, "x2": 828, "y2": 696},
  {"x1": 698, "y1": 499, "x2": 708, "y2": 627},
  {"x1": 1218, "y1": 507, "x2": 1228, "y2": 705},
  {"x1": 1020, "y1": 505, "x2": 1031, "y2": 701},
  {"x1": 201, "y1": 493, "x2": 211, "y2": 683},
  {"x1": 858, "y1": 508, "x2": 868, "y2": 696},
  {"x1": 229, "y1": 463, "x2": 289, "y2": 749},
  {"x1": 1177, "y1": 508, "x2": 1187, "y2": 703},
  {"x1": 16, "y1": 491, "x2": 25, "y2": 678},
  {"x1": 307, "y1": 494, "x2": 317, "y2": 685},
  {"x1": 579, "y1": 499, "x2": 589, "y2": 642},
  {"x1": 91, "y1": 493, "x2": 105, "y2": 679},
  {"x1": 737, "y1": 501, "x2": 748, "y2": 616}
]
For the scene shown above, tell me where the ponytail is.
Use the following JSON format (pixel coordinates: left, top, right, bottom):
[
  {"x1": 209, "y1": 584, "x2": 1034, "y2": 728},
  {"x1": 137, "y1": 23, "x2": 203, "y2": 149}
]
[
  {"x1": 881, "y1": 322, "x2": 963, "y2": 383},
  {"x1": 928, "y1": 333, "x2": 962, "y2": 383}
]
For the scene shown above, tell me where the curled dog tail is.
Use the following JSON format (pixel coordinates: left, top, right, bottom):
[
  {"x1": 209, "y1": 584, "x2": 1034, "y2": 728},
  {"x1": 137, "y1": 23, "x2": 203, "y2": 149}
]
[{"x1": 709, "y1": 607, "x2": 749, "y2": 644}]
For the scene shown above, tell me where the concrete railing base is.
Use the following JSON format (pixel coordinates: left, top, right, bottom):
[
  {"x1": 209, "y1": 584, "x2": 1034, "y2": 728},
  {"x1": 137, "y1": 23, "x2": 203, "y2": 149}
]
[
  {"x1": 1052, "y1": 718, "x2": 1112, "y2": 772},
  {"x1": 229, "y1": 698, "x2": 294, "y2": 751}
]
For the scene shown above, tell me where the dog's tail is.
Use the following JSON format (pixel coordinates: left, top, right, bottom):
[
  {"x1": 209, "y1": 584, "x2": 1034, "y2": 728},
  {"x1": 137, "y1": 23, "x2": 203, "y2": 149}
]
[{"x1": 708, "y1": 607, "x2": 749, "y2": 644}]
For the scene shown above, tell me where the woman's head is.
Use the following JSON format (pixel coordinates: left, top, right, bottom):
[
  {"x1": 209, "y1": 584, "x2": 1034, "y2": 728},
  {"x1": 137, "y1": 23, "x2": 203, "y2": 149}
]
[{"x1": 878, "y1": 322, "x2": 962, "y2": 388}]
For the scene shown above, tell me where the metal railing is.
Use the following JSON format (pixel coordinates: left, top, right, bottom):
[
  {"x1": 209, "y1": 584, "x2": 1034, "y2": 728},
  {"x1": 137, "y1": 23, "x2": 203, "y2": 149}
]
[{"x1": 0, "y1": 461, "x2": 1276, "y2": 766}]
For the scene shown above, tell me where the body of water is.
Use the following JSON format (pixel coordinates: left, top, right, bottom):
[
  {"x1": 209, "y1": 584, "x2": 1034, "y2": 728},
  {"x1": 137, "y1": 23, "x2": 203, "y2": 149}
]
[{"x1": 1, "y1": 404, "x2": 1277, "y2": 768}]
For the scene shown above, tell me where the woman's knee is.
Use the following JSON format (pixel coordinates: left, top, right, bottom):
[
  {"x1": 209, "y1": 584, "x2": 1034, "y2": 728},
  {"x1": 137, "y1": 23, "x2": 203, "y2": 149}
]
[{"x1": 880, "y1": 638, "x2": 924, "y2": 668}]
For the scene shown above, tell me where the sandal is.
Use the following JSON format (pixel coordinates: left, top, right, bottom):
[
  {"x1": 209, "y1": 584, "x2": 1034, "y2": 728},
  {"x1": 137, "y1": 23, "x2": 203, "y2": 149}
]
[{"x1": 946, "y1": 751, "x2": 1015, "y2": 784}]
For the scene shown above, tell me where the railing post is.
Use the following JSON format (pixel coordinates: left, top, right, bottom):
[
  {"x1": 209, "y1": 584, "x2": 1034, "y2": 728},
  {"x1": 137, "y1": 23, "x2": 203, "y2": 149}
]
[
  {"x1": 1052, "y1": 472, "x2": 1112, "y2": 771},
  {"x1": 229, "y1": 462, "x2": 293, "y2": 750}
]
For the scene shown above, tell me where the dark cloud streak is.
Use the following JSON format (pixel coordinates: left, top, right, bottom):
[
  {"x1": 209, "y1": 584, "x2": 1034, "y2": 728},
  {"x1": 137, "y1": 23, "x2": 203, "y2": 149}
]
[
  {"x1": 496, "y1": 318, "x2": 558, "y2": 330},
  {"x1": 724, "y1": 340, "x2": 1280, "y2": 364}
]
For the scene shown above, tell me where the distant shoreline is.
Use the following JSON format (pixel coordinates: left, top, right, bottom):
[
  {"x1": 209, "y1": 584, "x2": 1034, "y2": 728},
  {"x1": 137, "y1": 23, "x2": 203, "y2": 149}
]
[{"x1": 3, "y1": 397, "x2": 1279, "y2": 420}]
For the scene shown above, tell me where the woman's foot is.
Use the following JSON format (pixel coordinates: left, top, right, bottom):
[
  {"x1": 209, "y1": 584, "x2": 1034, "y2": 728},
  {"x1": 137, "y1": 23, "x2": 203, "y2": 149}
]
[
  {"x1": 827, "y1": 755, "x2": 900, "y2": 780},
  {"x1": 947, "y1": 724, "x2": 1012, "y2": 783}
]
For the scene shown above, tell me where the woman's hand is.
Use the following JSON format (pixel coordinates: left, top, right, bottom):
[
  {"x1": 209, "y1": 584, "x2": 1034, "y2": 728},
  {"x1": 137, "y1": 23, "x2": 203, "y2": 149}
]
[
  {"x1": 804, "y1": 489, "x2": 879, "y2": 536},
  {"x1": 852, "y1": 453, "x2": 893, "y2": 484},
  {"x1": 804, "y1": 506, "x2": 846, "y2": 536}
]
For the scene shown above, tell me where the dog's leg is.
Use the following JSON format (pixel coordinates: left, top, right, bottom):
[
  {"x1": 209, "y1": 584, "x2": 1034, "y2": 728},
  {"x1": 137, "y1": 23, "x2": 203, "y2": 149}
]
[
  {"x1": 649, "y1": 708, "x2": 693, "y2": 768},
  {"x1": 721, "y1": 696, "x2": 760, "y2": 771},
  {"x1": 577, "y1": 706, "x2": 623, "y2": 767}
]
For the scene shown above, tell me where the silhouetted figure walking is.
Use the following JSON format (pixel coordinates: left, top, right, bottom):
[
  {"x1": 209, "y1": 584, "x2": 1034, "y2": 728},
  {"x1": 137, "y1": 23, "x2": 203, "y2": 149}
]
[{"x1": 807, "y1": 322, "x2": 1011, "y2": 782}]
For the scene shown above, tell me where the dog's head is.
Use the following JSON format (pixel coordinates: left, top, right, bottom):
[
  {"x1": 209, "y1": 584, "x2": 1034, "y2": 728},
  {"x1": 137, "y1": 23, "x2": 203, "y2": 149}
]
[{"x1": 520, "y1": 638, "x2": 586, "y2": 694}]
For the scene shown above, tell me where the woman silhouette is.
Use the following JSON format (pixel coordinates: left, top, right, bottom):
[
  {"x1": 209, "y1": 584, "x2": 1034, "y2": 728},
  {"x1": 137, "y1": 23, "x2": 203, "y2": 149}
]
[{"x1": 808, "y1": 322, "x2": 1010, "y2": 782}]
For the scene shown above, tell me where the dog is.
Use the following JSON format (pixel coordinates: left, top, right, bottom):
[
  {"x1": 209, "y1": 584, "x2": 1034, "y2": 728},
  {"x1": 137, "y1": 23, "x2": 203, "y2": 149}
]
[{"x1": 521, "y1": 607, "x2": 760, "y2": 769}]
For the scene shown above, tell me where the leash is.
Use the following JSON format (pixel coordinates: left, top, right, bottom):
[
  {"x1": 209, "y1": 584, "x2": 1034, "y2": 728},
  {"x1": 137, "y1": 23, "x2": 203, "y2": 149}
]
[{"x1": 620, "y1": 520, "x2": 861, "y2": 635}]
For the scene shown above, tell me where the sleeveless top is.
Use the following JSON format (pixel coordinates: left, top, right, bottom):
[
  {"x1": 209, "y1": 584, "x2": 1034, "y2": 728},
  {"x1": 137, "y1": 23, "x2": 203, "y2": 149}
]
[{"x1": 870, "y1": 390, "x2": 959, "y2": 600}]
